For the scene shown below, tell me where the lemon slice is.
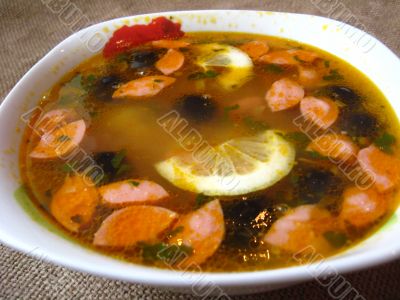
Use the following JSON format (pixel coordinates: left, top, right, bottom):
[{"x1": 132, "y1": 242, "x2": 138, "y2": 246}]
[
  {"x1": 194, "y1": 43, "x2": 253, "y2": 90},
  {"x1": 155, "y1": 130, "x2": 295, "y2": 196}
]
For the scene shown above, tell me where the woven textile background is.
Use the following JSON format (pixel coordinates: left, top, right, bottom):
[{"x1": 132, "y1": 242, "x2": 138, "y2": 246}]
[{"x1": 0, "y1": 0, "x2": 399, "y2": 299}]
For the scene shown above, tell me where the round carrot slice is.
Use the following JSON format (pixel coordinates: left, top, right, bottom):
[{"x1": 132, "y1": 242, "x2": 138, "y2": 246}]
[
  {"x1": 29, "y1": 119, "x2": 86, "y2": 159},
  {"x1": 339, "y1": 186, "x2": 386, "y2": 227},
  {"x1": 93, "y1": 205, "x2": 178, "y2": 247},
  {"x1": 358, "y1": 145, "x2": 400, "y2": 193},
  {"x1": 168, "y1": 200, "x2": 224, "y2": 266},
  {"x1": 265, "y1": 78, "x2": 305, "y2": 112},
  {"x1": 300, "y1": 96, "x2": 339, "y2": 129},
  {"x1": 112, "y1": 76, "x2": 176, "y2": 98},
  {"x1": 152, "y1": 39, "x2": 190, "y2": 48},
  {"x1": 259, "y1": 49, "x2": 319, "y2": 65},
  {"x1": 99, "y1": 179, "x2": 169, "y2": 207},
  {"x1": 307, "y1": 134, "x2": 359, "y2": 164},
  {"x1": 155, "y1": 49, "x2": 185, "y2": 75},
  {"x1": 50, "y1": 175, "x2": 99, "y2": 232},
  {"x1": 239, "y1": 40, "x2": 269, "y2": 60}
]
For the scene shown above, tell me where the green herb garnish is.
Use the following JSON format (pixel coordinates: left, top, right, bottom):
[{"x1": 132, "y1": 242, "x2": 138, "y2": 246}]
[
  {"x1": 167, "y1": 226, "x2": 184, "y2": 238},
  {"x1": 111, "y1": 149, "x2": 127, "y2": 169},
  {"x1": 86, "y1": 74, "x2": 96, "y2": 82},
  {"x1": 305, "y1": 151, "x2": 329, "y2": 160},
  {"x1": 70, "y1": 215, "x2": 83, "y2": 224},
  {"x1": 116, "y1": 163, "x2": 131, "y2": 176},
  {"x1": 188, "y1": 70, "x2": 219, "y2": 80},
  {"x1": 293, "y1": 55, "x2": 306, "y2": 63},
  {"x1": 97, "y1": 173, "x2": 110, "y2": 187},
  {"x1": 286, "y1": 43, "x2": 304, "y2": 50},
  {"x1": 140, "y1": 242, "x2": 193, "y2": 263},
  {"x1": 61, "y1": 163, "x2": 74, "y2": 173},
  {"x1": 154, "y1": 79, "x2": 163, "y2": 83},
  {"x1": 223, "y1": 39, "x2": 252, "y2": 46},
  {"x1": 290, "y1": 174, "x2": 299, "y2": 185},
  {"x1": 58, "y1": 95, "x2": 74, "y2": 106},
  {"x1": 195, "y1": 193, "x2": 211, "y2": 208},
  {"x1": 243, "y1": 116, "x2": 269, "y2": 132},
  {"x1": 374, "y1": 132, "x2": 396, "y2": 153},
  {"x1": 94, "y1": 151, "x2": 132, "y2": 186},
  {"x1": 323, "y1": 231, "x2": 348, "y2": 248},
  {"x1": 224, "y1": 104, "x2": 240, "y2": 112},
  {"x1": 82, "y1": 74, "x2": 97, "y2": 91},
  {"x1": 324, "y1": 60, "x2": 331, "y2": 68},
  {"x1": 284, "y1": 132, "x2": 310, "y2": 149},
  {"x1": 130, "y1": 180, "x2": 140, "y2": 187},
  {"x1": 323, "y1": 69, "x2": 344, "y2": 81},
  {"x1": 116, "y1": 53, "x2": 128, "y2": 62},
  {"x1": 264, "y1": 64, "x2": 284, "y2": 74},
  {"x1": 223, "y1": 104, "x2": 240, "y2": 120}
]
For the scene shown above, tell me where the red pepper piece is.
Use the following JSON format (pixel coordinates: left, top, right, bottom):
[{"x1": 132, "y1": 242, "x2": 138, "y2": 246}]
[{"x1": 103, "y1": 17, "x2": 184, "y2": 58}]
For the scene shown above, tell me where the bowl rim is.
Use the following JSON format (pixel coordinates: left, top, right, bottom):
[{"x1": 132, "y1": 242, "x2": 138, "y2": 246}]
[{"x1": 1, "y1": 9, "x2": 400, "y2": 291}]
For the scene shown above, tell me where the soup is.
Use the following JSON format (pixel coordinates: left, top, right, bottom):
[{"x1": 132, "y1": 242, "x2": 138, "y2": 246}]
[{"x1": 20, "y1": 17, "x2": 400, "y2": 272}]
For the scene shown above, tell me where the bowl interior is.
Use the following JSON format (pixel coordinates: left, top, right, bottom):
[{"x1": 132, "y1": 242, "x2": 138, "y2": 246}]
[{"x1": 0, "y1": 10, "x2": 400, "y2": 293}]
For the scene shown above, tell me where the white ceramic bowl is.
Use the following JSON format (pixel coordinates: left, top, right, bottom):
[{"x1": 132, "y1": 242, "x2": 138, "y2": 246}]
[{"x1": 1, "y1": 10, "x2": 400, "y2": 296}]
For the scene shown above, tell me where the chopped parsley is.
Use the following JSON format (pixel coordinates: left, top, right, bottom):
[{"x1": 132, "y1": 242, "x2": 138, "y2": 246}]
[
  {"x1": 264, "y1": 64, "x2": 284, "y2": 74},
  {"x1": 223, "y1": 39, "x2": 252, "y2": 46},
  {"x1": 195, "y1": 193, "x2": 212, "y2": 208},
  {"x1": 61, "y1": 163, "x2": 74, "y2": 173},
  {"x1": 323, "y1": 231, "x2": 348, "y2": 248},
  {"x1": 284, "y1": 132, "x2": 310, "y2": 149},
  {"x1": 94, "y1": 151, "x2": 132, "y2": 186},
  {"x1": 166, "y1": 226, "x2": 184, "y2": 238},
  {"x1": 116, "y1": 53, "x2": 128, "y2": 62},
  {"x1": 304, "y1": 151, "x2": 329, "y2": 160},
  {"x1": 188, "y1": 70, "x2": 219, "y2": 80},
  {"x1": 89, "y1": 111, "x2": 99, "y2": 118},
  {"x1": 323, "y1": 69, "x2": 344, "y2": 81},
  {"x1": 293, "y1": 55, "x2": 306, "y2": 63},
  {"x1": 223, "y1": 104, "x2": 240, "y2": 119},
  {"x1": 111, "y1": 149, "x2": 127, "y2": 169},
  {"x1": 116, "y1": 163, "x2": 131, "y2": 176},
  {"x1": 70, "y1": 215, "x2": 83, "y2": 224},
  {"x1": 243, "y1": 116, "x2": 269, "y2": 132},
  {"x1": 374, "y1": 132, "x2": 396, "y2": 153},
  {"x1": 83, "y1": 74, "x2": 97, "y2": 90},
  {"x1": 290, "y1": 174, "x2": 300, "y2": 185},
  {"x1": 130, "y1": 180, "x2": 140, "y2": 187}
]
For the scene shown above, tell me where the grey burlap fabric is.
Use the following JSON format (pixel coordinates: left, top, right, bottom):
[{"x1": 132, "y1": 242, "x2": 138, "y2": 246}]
[{"x1": 1, "y1": 1, "x2": 399, "y2": 299}]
